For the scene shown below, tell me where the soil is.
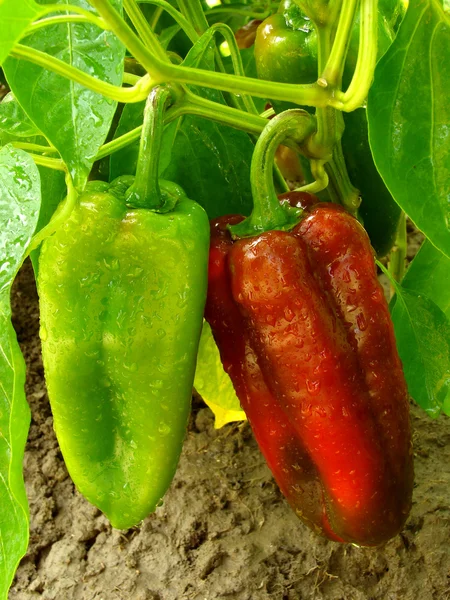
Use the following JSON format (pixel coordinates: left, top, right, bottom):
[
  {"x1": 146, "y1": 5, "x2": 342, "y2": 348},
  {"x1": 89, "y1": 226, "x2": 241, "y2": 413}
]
[{"x1": 9, "y1": 227, "x2": 450, "y2": 600}]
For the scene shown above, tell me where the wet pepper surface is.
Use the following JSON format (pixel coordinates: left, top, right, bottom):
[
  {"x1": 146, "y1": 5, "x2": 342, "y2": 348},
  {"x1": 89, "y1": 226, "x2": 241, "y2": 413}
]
[{"x1": 206, "y1": 201, "x2": 413, "y2": 546}]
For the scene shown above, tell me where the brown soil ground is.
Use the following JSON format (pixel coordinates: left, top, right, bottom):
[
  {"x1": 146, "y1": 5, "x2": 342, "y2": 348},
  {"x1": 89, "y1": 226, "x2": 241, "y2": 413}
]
[{"x1": 8, "y1": 227, "x2": 450, "y2": 600}]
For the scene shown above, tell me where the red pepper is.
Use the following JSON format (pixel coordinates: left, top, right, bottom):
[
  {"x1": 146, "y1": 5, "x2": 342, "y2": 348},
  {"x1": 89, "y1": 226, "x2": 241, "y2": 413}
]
[{"x1": 205, "y1": 197, "x2": 413, "y2": 546}]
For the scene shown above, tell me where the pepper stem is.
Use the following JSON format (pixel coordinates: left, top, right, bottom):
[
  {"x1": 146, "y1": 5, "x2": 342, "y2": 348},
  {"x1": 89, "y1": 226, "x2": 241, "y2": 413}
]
[
  {"x1": 125, "y1": 86, "x2": 173, "y2": 211},
  {"x1": 229, "y1": 110, "x2": 316, "y2": 238}
]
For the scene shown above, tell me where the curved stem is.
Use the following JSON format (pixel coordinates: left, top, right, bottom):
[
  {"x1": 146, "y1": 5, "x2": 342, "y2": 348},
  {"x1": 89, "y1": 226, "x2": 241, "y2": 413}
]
[
  {"x1": 125, "y1": 86, "x2": 172, "y2": 210},
  {"x1": 150, "y1": 6, "x2": 163, "y2": 29},
  {"x1": 138, "y1": 0, "x2": 198, "y2": 42},
  {"x1": 230, "y1": 110, "x2": 317, "y2": 238},
  {"x1": 89, "y1": 0, "x2": 166, "y2": 77},
  {"x1": 208, "y1": 23, "x2": 258, "y2": 115},
  {"x1": 91, "y1": 0, "x2": 330, "y2": 108},
  {"x1": 324, "y1": 139, "x2": 360, "y2": 214},
  {"x1": 28, "y1": 173, "x2": 76, "y2": 253},
  {"x1": 321, "y1": 0, "x2": 358, "y2": 85},
  {"x1": 26, "y1": 14, "x2": 109, "y2": 35},
  {"x1": 296, "y1": 159, "x2": 329, "y2": 193},
  {"x1": 123, "y1": 0, "x2": 169, "y2": 61},
  {"x1": 10, "y1": 44, "x2": 152, "y2": 102},
  {"x1": 123, "y1": 72, "x2": 140, "y2": 85},
  {"x1": 176, "y1": 0, "x2": 209, "y2": 34},
  {"x1": 336, "y1": 0, "x2": 378, "y2": 111}
]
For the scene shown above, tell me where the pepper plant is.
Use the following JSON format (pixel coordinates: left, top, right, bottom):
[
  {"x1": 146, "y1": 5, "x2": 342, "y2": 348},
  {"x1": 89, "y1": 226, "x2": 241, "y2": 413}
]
[{"x1": 0, "y1": 0, "x2": 449, "y2": 596}]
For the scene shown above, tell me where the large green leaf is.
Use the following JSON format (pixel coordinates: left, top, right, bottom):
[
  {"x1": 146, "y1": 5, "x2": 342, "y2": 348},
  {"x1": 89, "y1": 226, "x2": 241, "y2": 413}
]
[
  {"x1": 0, "y1": 0, "x2": 41, "y2": 66},
  {"x1": 400, "y1": 240, "x2": 450, "y2": 415},
  {"x1": 0, "y1": 145, "x2": 41, "y2": 600},
  {"x1": 368, "y1": 0, "x2": 450, "y2": 258},
  {"x1": 0, "y1": 111, "x2": 67, "y2": 274},
  {"x1": 3, "y1": 0, "x2": 125, "y2": 189},
  {"x1": 390, "y1": 283, "x2": 450, "y2": 418},
  {"x1": 402, "y1": 239, "x2": 450, "y2": 318}
]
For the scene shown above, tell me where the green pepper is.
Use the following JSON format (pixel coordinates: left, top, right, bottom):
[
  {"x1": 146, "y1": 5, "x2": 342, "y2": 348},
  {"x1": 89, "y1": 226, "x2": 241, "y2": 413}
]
[
  {"x1": 255, "y1": 0, "x2": 394, "y2": 96},
  {"x1": 254, "y1": 0, "x2": 401, "y2": 256},
  {"x1": 37, "y1": 176, "x2": 209, "y2": 529}
]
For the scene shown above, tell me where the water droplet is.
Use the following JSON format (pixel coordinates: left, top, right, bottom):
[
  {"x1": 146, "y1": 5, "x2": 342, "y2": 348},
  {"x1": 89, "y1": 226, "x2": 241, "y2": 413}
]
[
  {"x1": 306, "y1": 379, "x2": 321, "y2": 395},
  {"x1": 158, "y1": 422, "x2": 171, "y2": 435},
  {"x1": 356, "y1": 312, "x2": 367, "y2": 331}
]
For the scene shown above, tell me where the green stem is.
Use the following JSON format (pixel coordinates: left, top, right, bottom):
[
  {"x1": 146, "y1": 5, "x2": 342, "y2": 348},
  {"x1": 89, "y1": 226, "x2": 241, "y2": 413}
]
[
  {"x1": 205, "y1": 8, "x2": 270, "y2": 19},
  {"x1": 184, "y1": 92, "x2": 267, "y2": 136},
  {"x1": 388, "y1": 211, "x2": 407, "y2": 295},
  {"x1": 89, "y1": 0, "x2": 166, "y2": 76},
  {"x1": 91, "y1": 0, "x2": 329, "y2": 107},
  {"x1": 150, "y1": 6, "x2": 163, "y2": 29},
  {"x1": 125, "y1": 86, "x2": 172, "y2": 210},
  {"x1": 28, "y1": 173, "x2": 75, "y2": 253},
  {"x1": 312, "y1": 24, "x2": 335, "y2": 157},
  {"x1": 137, "y1": 0, "x2": 198, "y2": 42},
  {"x1": 10, "y1": 44, "x2": 152, "y2": 102},
  {"x1": 335, "y1": 0, "x2": 378, "y2": 111},
  {"x1": 96, "y1": 96, "x2": 267, "y2": 162},
  {"x1": 164, "y1": 63, "x2": 329, "y2": 107},
  {"x1": 208, "y1": 23, "x2": 258, "y2": 115},
  {"x1": 230, "y1": 110, "x2": 317, "y2": 238},
  {"x1": 12, "y1": 142, "x2": 57, "y2": 154},
  {"x1": 28, "y1": 154, "x2": 66, "y2": 170},
  {"x1": 26, "y1": 14, "x2": 108, "y2": 35},
  {"x1": 324, "y1": 139, "x2": 360, "y2": 214},
  {"x1": 123, "y1": 72, "x2": 140, "y2": 85},
  {"x1": 321, "y1": 0, "x2": 358, "y2": 85},
  {"x1": 176, "y1": 0, "x2": 209, "y2": 34},
  {"x1": 297, "y1": 159, "x2": 329, "y2": 193},
  {"x1": 123, "y1": 0, "x2": 169, "y2": 61}
]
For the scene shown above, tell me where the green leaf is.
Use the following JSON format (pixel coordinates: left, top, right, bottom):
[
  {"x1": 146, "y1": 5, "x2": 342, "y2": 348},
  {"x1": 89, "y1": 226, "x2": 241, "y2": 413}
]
[
  {"x1": 391, "y1": 285, "x2": 450, "y2": 418},
  {"x1": 368, "y1": 0, "x2": 450, "y2": 258},
  {"x1": 402, "y1": 239, "x2": 450, "y2": 318},
  {"x1": 162, "y1": 35, "x2": 254, "y2": 218},
  {"x1": 194, "y1": 321, "x2": 246, "y2": 429},
  {"x1": 3, "y1": 0, "x2": 126, "y2": 189},
  {"x1": 0, "y1": 145, "x2": 41, "y2": 599},
  {"x1": 400, "y1": 239, "x2": 450, "y2": 417},
  {"x1": 0, "y1": 0, "x2": 41, "y2": 66},
  {"x1": 0, "y1": 92, "x2": 41, "y2": 137}
]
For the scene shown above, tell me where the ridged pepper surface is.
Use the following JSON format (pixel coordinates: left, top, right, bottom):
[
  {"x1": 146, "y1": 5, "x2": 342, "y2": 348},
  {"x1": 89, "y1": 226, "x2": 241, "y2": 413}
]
[
  {"x1": 206, "y1": 196, "x2": 413, "y2": 546},
  {"x1": 37, "y1": 177, "x2": 209, "y2": 529}
]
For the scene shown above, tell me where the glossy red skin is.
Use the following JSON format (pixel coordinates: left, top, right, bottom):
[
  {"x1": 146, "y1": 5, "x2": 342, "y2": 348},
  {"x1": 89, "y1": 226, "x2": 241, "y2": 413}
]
[
  {"x1": 226, "y1": 204, "x2": 413, "y2": 545},
  {"x1": 206, "y1": 198, "x2": 413, "y2": 545},
  {"x1": 205, "y1": 214, "x2": 343, "y2": 541}
]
